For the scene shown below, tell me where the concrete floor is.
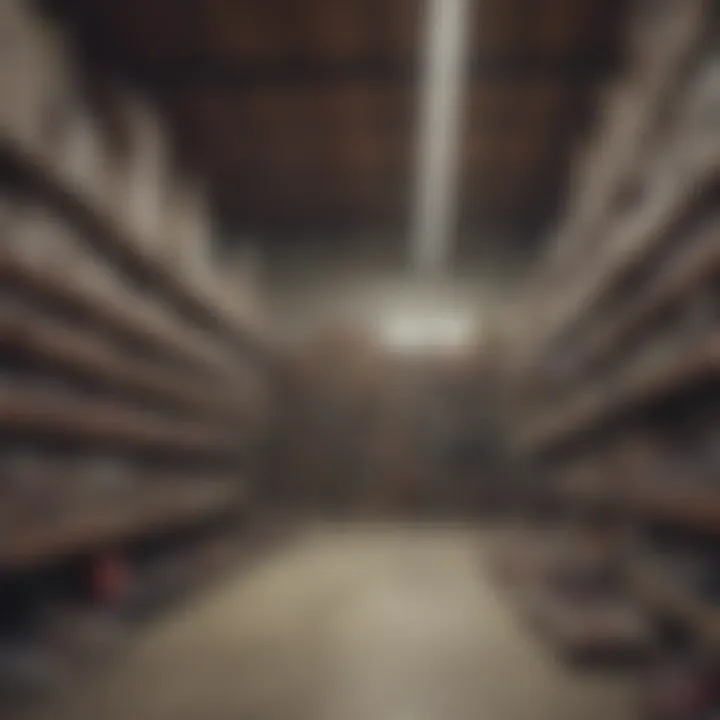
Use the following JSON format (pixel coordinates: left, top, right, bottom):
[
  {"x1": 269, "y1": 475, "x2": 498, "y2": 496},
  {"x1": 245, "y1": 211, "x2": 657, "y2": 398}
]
[{"x1": 26, "y1": 525, "x2": 635, "y2": 720}]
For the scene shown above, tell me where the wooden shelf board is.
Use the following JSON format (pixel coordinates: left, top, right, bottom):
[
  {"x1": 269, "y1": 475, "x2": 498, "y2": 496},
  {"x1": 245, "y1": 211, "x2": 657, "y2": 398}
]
[
  {"x1": 629, "y1": 485, "x2": 720, "y2": 535},
  {"x1": 631, "y1": 562, "x2": 720, "y2": 648},
  {"x1": 577, "y1": 233, "x2": 720, "y2": 371},
  {"x1": 535, "y1": 155, "x2": 719, "y2": 368},
  {"x1": 0, "y1": 485, "x2": 241, "y2": 569},
  {"x1": 0, "y1": 255, "x2": 226, "y2": 378},
  {"x1": 521, "y1": 332, "x2": 720, "y2": 454},
  {"x1": 0, "y1": 389, "x2": 240, "y2": 453},
  {"x1": 0, "y1": 138, "x2": 271, "y2": 362},
  {"x1": 0, "y1": 303, "x2": 247, "y2": 422}
]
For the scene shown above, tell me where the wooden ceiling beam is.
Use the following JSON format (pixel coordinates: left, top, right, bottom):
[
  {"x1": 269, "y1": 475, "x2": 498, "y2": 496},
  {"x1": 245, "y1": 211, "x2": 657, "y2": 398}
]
[
  {"x1": 216, "y1": 207, "x2": 409, "y2": 235},
  {"x1": 130, "y1": 52, "x2": 618, "y2": 90}
]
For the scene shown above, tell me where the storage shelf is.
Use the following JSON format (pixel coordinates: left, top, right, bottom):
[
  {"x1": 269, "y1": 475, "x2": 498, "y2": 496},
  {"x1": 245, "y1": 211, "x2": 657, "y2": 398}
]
[
  {"x1": 628, "y1": 484, "x2": 720, "y2": 536},
  {"x1": 0, "y1": 483, "x2": 242, "y2": 570},
  {"x1": 0, "y1": 388, "x2": 240, "y2": 453},
  {"x1": 0, "y1": 255, "x2": 232, "y2": 379},
  {"x1": 0, "y1": 303, "x2": 248, "y2": 422},
  {"x1": 555, "y1": 480, "x2": 720, "y2": 536},
  {"x1": 542, "y1": 0, "x2": 704, "y2": 288},
  {"x1": 525, "y1": 585, "x2": 650, "y2": 656},
  {"x1": 575, "y1": 232, "x2": 720, "y2": 372},
  {"x1": 521, "y1": 332, "x2": 720, "y2": 454},
  {"x1": 630, "y1": 561, "x2": 720, "y2": 649},
  {"x1": 537, "y1": 154, "x2": 719, "y2": 365},
  {"x1": 552, "y1": 468, "x2": 720, "y2": 533},
  {"x1": 0, "y1": 137, "x2": 271, "y2": 363}
]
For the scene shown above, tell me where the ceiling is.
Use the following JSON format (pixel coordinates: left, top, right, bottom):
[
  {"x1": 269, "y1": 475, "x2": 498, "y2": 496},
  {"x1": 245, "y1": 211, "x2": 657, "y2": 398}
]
[{"x1": 54, "y1": 0, "x2": 628, "y2": 265}]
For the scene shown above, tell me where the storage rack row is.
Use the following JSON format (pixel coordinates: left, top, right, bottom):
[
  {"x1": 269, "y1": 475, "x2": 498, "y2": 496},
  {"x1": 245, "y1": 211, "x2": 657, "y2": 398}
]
[
  {"x1": 0, "y1": 136, "x2": 271, "y2": 572},
  {"x1": 498, "y1": 0, "x2": 720, "y2": 692}
]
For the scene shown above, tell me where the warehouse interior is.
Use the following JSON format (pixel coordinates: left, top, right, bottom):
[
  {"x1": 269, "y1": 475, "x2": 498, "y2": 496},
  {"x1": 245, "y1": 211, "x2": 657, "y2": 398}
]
[{"x1": 1, "y1": 0, "x2": 719, "y2": 718}]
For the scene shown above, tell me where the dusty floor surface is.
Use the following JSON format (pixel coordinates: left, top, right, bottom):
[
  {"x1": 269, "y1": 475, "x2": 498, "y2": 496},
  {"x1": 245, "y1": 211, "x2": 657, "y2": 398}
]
[{"x1": 20, "y1": 525, "x2": 635, "y2": 720}]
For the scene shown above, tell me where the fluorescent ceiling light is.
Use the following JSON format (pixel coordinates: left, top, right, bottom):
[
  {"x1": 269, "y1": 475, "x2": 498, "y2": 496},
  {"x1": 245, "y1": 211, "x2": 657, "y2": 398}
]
[
  {"x1": 411, "y1": 0, "x2": 472, "y2": 273},
  {"x1": 379, "y1": 310, "x2": 476, "y2": 350}
]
